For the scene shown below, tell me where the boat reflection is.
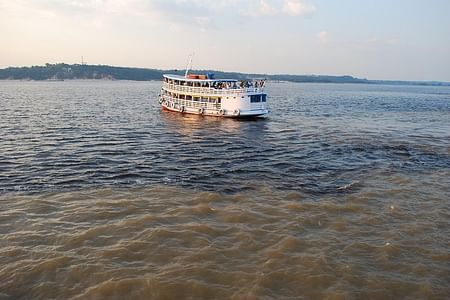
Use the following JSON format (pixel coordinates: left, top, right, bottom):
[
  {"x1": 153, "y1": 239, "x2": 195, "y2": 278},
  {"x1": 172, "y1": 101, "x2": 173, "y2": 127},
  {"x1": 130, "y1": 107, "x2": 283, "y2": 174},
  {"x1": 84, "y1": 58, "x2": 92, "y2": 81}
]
[{"x1": 160, "y1": 109, "x2": 269, "y2": 138}]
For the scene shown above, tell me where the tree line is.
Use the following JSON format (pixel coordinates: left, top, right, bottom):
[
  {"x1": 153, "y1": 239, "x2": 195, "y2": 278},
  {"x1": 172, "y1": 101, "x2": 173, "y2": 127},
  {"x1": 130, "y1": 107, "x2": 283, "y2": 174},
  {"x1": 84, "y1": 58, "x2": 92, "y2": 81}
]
[{"x1": 0, "y1": 63, "x2": 447, "y2": 86}]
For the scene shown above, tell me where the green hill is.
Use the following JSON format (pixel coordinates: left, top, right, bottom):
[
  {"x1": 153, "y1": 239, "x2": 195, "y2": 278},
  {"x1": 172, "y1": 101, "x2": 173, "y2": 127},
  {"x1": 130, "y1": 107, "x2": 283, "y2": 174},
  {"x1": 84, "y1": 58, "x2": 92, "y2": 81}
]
[
  {"x1": 0, "y1": 63, "x2": 448, "y2": 86},
  {"x1": 0, "y1": 63, "x2": 368, "y2": 83}
]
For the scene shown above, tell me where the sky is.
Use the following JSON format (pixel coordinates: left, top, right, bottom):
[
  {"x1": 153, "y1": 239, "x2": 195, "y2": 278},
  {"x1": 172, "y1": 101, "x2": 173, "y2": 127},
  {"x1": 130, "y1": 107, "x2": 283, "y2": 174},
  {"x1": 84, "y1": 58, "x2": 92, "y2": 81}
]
[{"x1": 1, "y1": 0, "x2": 449, "y2": 81}]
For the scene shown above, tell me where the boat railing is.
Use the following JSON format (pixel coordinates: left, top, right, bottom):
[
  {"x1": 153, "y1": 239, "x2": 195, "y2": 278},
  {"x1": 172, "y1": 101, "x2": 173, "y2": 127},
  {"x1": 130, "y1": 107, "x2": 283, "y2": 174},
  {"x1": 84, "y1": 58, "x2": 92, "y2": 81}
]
[
  {"x1": 161, "y1": 95, "x2": 222, "y2": 110},
  {"x1": 163, "y1": 83, "x2": 263, "y2": 95}
]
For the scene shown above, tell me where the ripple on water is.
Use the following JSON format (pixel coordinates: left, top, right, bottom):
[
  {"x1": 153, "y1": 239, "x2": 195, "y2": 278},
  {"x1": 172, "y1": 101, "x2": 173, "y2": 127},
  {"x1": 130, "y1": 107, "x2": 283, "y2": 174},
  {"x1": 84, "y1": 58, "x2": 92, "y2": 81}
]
[
  {"x1": 0, "y1": 179, "x2": 449, "y2": 299},
  {"x1": 1, "y1": 82, "x2": 450, "y2": 194},
  {"x1": 0, "y1": 81, "x2": 449, "y2": 299}
]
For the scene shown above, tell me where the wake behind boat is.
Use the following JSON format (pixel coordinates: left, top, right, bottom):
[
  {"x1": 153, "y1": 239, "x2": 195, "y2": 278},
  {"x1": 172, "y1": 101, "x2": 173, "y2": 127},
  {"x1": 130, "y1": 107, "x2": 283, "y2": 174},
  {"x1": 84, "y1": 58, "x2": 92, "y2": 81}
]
[{"x1": 158, "y1": 72, "x2": 268, "y2": 118}]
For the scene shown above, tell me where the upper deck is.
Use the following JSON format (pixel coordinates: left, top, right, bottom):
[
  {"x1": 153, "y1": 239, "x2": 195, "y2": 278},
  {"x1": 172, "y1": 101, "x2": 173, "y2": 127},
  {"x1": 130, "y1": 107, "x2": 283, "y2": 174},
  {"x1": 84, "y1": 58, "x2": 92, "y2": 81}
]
[
  {"x1": 162, "y1": 74, "x2": 265, "y2": 95},
  {"x1": 164, "y1": 74, "x2": 237, "y2": 83}
]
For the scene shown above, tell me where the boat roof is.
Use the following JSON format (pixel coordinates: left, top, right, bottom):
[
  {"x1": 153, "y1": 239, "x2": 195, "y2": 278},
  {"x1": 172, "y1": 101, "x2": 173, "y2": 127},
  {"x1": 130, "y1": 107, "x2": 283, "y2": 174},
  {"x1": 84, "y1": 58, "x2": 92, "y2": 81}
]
[{"x1": 163, "y1": 74, "x2": 237, "y2": 82}]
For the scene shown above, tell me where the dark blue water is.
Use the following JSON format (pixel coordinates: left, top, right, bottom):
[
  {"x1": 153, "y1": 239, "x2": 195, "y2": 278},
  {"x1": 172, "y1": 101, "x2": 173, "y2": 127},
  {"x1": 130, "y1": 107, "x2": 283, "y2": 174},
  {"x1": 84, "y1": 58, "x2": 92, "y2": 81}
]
[{"x1": 0, "y1": 81, "x2": 449, "y2": 194}]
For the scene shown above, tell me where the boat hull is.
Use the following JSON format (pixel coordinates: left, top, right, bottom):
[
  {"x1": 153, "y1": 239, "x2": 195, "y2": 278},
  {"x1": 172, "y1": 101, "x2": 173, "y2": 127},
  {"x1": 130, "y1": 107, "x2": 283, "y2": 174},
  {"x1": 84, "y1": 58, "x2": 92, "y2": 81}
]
[{"x1": 161, "y1": 102, "x2": 268, "y2": 118}]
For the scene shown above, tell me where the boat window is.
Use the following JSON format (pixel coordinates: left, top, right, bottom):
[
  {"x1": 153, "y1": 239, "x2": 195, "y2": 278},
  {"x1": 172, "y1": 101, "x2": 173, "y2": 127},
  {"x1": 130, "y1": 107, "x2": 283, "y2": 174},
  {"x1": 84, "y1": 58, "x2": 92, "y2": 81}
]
[
  {"x1": 261, "y1": 94, "x2": 267, "y2": 102},
  {"x1": 250, "y1": 95, "x2": 261, "y2": 103},
  {"x1": 186, "y1": 95, "x2": 192, "y2": 100},
  {"x1": 193, "y1": 96, "x2": 200, "y2": 102}
]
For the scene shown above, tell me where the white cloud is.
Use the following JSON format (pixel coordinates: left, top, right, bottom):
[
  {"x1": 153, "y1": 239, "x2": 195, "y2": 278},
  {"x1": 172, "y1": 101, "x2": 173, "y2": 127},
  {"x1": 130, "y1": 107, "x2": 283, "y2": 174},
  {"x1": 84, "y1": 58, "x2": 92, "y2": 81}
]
[
  {"x1": 4, "y1": 0, "x2": 315, "y2": 28},
  {"x1": 258, "y1": 0, "x2": 277, "y2": 16},
  {"x1": 195, "y1": 16, "x2": 211, "y2": 32},
  {"x1": 235, "y1": 0, "x2": 316, "y2": 18},
  {"x1": 282, "y1": 0, "x2": 315, "y2": 16},
  {"x1": 317, "y1": 31, "x2": 329, "y2": 44}
]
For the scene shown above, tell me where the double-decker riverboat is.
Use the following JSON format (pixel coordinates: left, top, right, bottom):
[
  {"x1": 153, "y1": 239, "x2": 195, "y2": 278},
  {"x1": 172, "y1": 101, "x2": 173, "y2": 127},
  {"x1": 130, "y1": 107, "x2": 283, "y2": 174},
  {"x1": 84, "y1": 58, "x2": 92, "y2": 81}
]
[{"x1": 158, "y1": 73, "x2": 268, "y2": 118}]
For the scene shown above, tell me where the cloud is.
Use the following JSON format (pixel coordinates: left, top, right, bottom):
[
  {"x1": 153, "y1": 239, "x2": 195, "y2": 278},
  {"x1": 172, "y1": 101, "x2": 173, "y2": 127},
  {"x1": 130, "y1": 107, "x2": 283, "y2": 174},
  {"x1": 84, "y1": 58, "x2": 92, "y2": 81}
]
[
  {"x1": 3, "y1": 0, "x2": 147, "y2": 19},
  {"x1": 282, "y1": 0, "x2": 315, "y2": 16},
  {"x1": 145, "y1": 0, "x2": 217, "y2": 31},
  {"x1": 146, "y1": 0, "x2": 316, "y2": 21},
  {"x1": 194, "y1": 16, "x2": 212, "y2": 32},
  {"x1": 317, "y1": 31, "x2": 329, "y2": 44},
  {"x1": 141, "y1": 0, "x2": 316, "y2": 30},
  {"x1": 1, "y1": 0, "x2": 316, "y2": 33},
  {"x1": 258, "y1": 0, "x2": 277, "y2": 16},
  {"x1": 240, "y1": 0, "x2": 315, "y2": 17},
  {"x1": 4, "y1": 0, "x2": 317, "y2": 19}
]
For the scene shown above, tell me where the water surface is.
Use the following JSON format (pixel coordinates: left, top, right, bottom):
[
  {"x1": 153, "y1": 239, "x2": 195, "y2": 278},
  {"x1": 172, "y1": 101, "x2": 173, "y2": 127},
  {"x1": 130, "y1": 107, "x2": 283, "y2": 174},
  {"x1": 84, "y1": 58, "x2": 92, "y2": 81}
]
[{"x1": 0, "y1": 81, "x2": 449, "y2": 299}]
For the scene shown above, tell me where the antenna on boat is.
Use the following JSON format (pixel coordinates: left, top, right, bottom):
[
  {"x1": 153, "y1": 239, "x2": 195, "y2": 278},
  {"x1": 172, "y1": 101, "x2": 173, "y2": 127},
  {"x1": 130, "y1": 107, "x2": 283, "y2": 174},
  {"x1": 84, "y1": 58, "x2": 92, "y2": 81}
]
[{"x1": 184, "y1": 53, "x2": 194, "y2": 78}]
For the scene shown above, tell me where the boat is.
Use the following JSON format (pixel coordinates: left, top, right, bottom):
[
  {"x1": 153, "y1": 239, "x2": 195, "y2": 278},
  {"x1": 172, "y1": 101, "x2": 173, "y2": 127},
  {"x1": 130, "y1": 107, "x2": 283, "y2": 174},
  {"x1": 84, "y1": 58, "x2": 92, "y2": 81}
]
[{"x1": 158, "y1": 71, "x2": 268, "y2": 118}]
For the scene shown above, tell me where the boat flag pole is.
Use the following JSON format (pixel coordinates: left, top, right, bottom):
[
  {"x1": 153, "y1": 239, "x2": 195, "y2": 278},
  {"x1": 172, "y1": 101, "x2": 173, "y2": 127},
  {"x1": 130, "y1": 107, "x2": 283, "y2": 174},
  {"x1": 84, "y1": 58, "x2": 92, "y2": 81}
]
[{"x1": 184, "y1": 53, "x2": 194, "y2": 78}]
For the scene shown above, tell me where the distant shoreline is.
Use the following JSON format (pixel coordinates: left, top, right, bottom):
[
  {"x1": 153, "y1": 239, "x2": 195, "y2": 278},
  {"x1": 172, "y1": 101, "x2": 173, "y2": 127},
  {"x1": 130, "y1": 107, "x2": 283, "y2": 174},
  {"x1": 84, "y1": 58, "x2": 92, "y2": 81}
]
[
  {"x1": 2, "y1": 78, "x2": 450, "y2": 88},
  {"x1": 1, "y1": 63, "x2": 449, "y2": 86}
]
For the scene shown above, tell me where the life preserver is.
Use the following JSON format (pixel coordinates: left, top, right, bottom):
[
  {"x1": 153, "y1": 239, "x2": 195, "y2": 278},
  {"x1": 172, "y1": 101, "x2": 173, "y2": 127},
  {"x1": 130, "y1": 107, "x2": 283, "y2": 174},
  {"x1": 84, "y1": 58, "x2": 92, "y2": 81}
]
[
  {"x1": 179, "y1": 106, "x2": 185, "y2": 113},
  {"x1": 233, "y1": 109, "x2": 240, "y2": 116},
  {"x1": 219, "y1": 109, "x2": 225, "y2": 116},
  {"x1": 198, "y1": 107, "x2": 204, "y2": 114}
]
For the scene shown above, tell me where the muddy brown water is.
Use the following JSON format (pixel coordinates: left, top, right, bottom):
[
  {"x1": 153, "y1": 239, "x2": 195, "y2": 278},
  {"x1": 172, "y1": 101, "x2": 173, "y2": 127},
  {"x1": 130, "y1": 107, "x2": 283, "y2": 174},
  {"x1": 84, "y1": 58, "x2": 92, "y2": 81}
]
[{"x1": 0, "y1": 81, "x2": 449, "y2": 299}]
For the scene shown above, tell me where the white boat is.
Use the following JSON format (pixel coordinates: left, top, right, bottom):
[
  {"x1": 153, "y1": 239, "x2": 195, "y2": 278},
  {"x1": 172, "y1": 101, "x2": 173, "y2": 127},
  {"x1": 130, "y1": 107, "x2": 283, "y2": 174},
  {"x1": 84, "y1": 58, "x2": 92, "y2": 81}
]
[{"x1": 158, "y1": 73, "x2": 268, "y2": 118}]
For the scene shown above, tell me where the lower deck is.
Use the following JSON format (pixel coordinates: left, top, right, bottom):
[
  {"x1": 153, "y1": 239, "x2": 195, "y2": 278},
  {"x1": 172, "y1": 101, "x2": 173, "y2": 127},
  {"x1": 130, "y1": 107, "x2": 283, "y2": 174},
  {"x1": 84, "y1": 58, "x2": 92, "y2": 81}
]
[{"x1": 159, "y1": 94, "x2": 268, "y2": 117}]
